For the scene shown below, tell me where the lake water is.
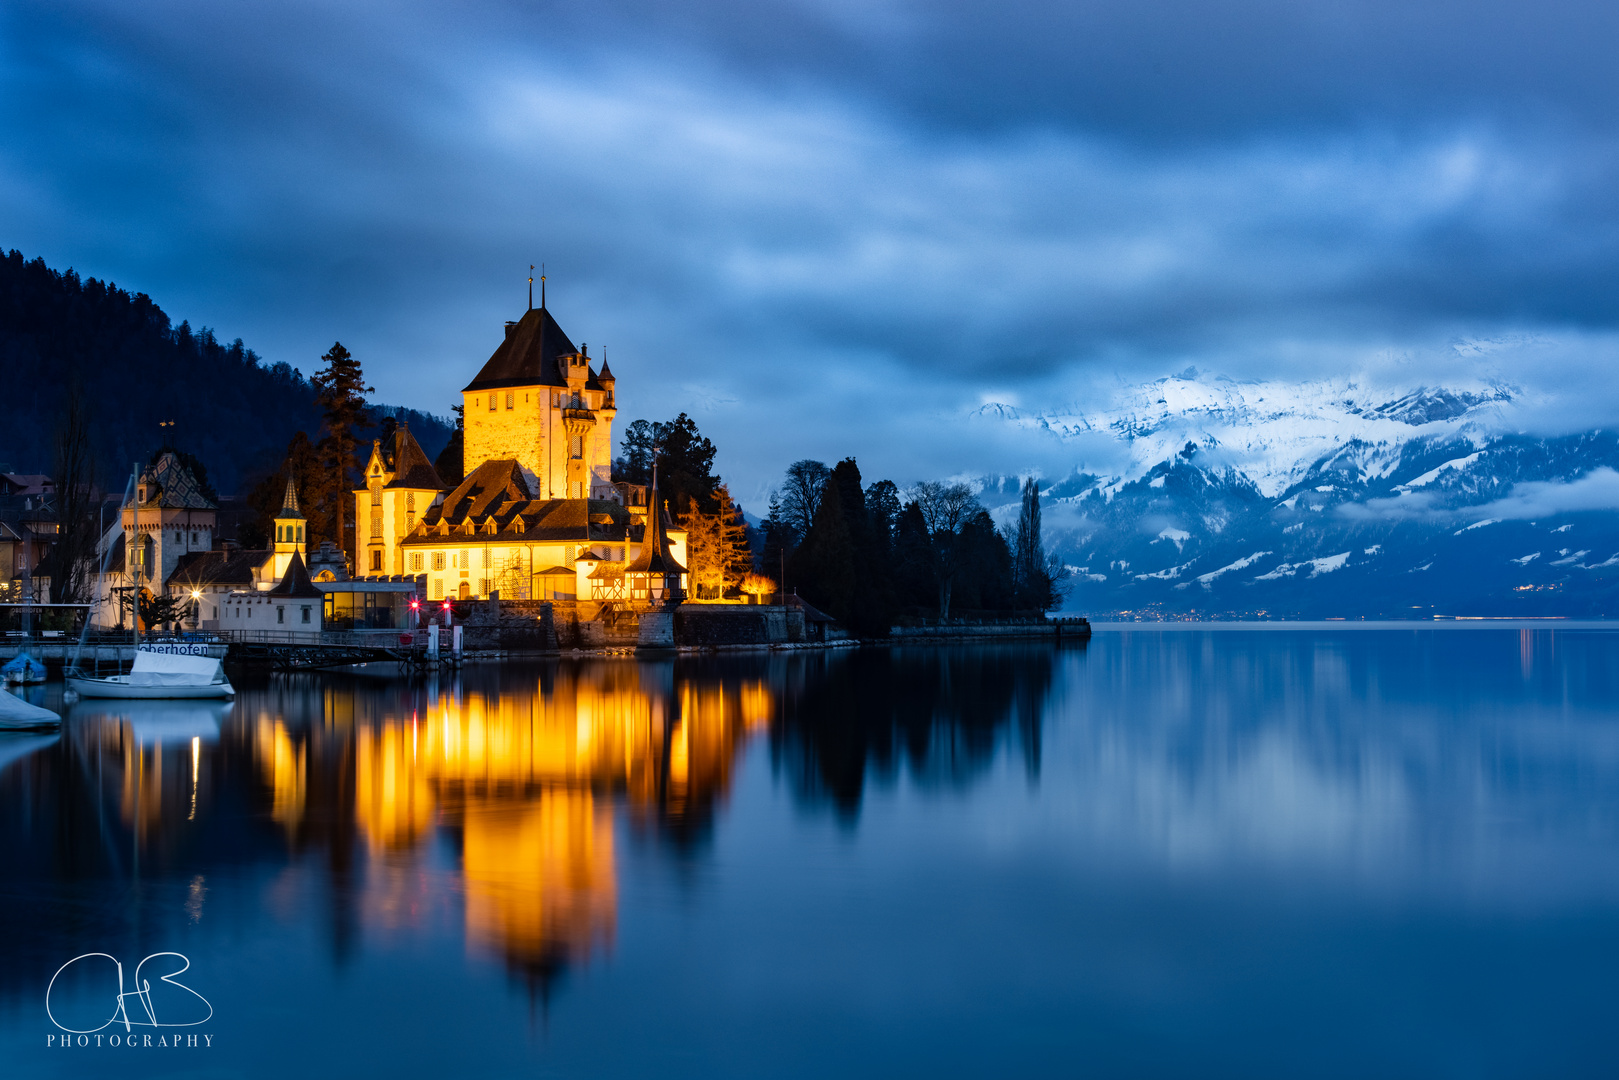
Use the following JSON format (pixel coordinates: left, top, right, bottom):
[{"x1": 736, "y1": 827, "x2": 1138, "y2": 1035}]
[{"x1": 4, "y1": 628, "x2": 1619, "y2": 1078}]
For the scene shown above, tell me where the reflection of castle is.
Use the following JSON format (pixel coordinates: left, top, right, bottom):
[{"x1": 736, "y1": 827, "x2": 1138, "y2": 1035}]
[{"x1": 250, "y1": 662, "x2": 768, "y2": 986}]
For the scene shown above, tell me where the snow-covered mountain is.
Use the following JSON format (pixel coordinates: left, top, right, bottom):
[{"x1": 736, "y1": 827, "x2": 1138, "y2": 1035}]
[{"x1": 969, "y1": 372, "x2": 1619, "y2": 617}]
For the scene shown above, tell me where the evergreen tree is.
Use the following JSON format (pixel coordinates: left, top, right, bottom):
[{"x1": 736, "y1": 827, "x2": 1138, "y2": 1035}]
[
  {"x1": 1008, "y1": 477, "x2": 1067, "y2": 612},
  {"x1": 791, "y1": 458, "x2": 892, "y2": 635},
  {"x1": 954, "y1": 510, "x2": 1015, "y2": 612},
  {"x1": 714, "y1": 484, "x2": 753, "y2": 591},
  {"x1": 243, "y1": 432, "x2": 331, "y2": 550},
  {"x1": 891, "y1": 501, "x2": 939, "y2": 611},
  {"x1": 614, "y1": 414, "x2": 719, "y2": 513},
  {"x1": 761, "y1": 492, "x2": 790, "y2": 589},
  {"x1": 791, "y1": 474, "x2": 855, "y2": 622},
  {"x1": 435, "y1": 403, "x2": 465, "y2": 487},
  {"x1": 865, "y1": 479, "x2": 901, "y2": 549},
  {"x1": 310, "y1": 342, "x2": 373, "y2": 570},
  {"x1": 614, "y1": 419, "x2": 656, "y2": 485}
]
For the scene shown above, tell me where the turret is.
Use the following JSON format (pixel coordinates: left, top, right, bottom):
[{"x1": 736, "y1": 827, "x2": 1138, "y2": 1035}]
[{"x1": 271, "y1": 474, "x2": 306, "y2": 580}]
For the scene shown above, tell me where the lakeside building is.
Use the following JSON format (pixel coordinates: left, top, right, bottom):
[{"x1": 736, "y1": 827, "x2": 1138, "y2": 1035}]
[
  {"x1": 365, "y1": 300, "x2": 688, "y2": 603},
  {"x1": 0, "y1": 473, "x2": 57, "y2": 603},
  {"x1": 93, "y1": 455, "x2": 396, "y2": 632}
]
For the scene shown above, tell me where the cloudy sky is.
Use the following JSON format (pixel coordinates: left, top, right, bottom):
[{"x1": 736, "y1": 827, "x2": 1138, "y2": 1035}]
[{"x1": 5, "y1": 0, "x2": 1619, "y2": 503}]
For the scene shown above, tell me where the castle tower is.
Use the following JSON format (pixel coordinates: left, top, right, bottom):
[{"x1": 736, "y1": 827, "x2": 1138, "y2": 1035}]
[
  {"x1": 271, "y1": 475, "x2": 306, "y2": 581},
  {"x1": 460, "y1": 303, "x2": 617, "y2": 501}
]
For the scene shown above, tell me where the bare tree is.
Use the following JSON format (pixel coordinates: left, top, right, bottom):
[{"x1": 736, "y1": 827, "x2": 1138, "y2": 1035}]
[
  {"x1": 47, "y1": 383, "x2": 98, "y2": 607},
  {"x1": 779, "y1": 459, "x2": 830, "y2": 543},
  {"x1": 914, "y1": 481, "x2": 979, "y2": 535},
  {"x1": 913, "y1": 481, "x2": 982, "y2": 617}
]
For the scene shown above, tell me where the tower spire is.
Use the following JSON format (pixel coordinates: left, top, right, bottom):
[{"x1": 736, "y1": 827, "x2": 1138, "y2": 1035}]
[
  {"x1": 528, "y1": 264, "x2": 534, "y2": 311},
  {"x1": 540, "y1": 263, "x2": 546, "y2": 309},
  {"x1": 282, "y1": 474, "x2": 300, "y2": 514}
]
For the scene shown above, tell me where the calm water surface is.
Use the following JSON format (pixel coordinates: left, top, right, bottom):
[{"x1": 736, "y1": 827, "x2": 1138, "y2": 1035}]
[{"x1": 3, "y1": 629, "x2": 1619, "y2": 1078}]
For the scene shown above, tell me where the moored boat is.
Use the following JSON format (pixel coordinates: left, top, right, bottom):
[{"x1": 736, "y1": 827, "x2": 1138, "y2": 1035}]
[
  {"x1": 0, "y1": 686, "x2": 60, "y2": 729},
  {"x1": 66, "y1": 649, "x2": 235, "y2": 700},
  {"x1": 1, "y1": 652, "x2": 46, "y2": 686}
]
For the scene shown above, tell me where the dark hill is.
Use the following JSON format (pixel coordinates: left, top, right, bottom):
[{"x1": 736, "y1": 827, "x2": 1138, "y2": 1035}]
[{"x1": 0, "y1": 248, "x2": 451, "y2": 493}]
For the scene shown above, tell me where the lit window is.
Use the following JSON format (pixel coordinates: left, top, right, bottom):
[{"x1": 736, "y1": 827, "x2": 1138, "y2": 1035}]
[
  {"x1": 411, "y1": 553, "x2": 424, "y2": 571},
  {"x1": 433, "y1": 552, "x2": 445, "y2": 571}
]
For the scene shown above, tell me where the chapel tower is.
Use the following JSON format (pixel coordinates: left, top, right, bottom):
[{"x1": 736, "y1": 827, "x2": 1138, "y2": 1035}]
[{"x1": 270, "y1": 475, "x2": 305, "y2": 582}]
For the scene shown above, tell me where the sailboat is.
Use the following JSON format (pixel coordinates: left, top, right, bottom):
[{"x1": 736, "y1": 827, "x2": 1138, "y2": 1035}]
[{"x1": 66, "y1": 649, "x2": 235, "y2": 700}]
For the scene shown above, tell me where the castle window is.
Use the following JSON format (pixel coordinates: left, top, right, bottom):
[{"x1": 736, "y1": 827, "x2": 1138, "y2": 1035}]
[
  {"x1": 277, "y1": 607, "x2": 285, "y2": 624},
  {"x1": 406, "y1": 493, "x2": 415, "y2": 512},
  {"x1": 433, "y1": 552, "x2": 446, "y2": 571},
  {"x1": 302, "y1": 606, "x2": 311, "y2": 623},
  {"x1": 296, "y1": 525, "x2": 303, "y2": 543},
  {"x1": 460, "y1": 549, "x2": 470, "y2": 569},
  {"x1": 411, "y1": 553, "x2": 423, "y2": 571},
  {"x1": 371, "y1": 479, "x2": 381, "y2": 505},
  {"x1": 505, "y1": 392, "x2": 514, "y2": 409},
  {"x1": 370, "y1": 550, "x2": 382, "y2": 572},
  {"x1": 431, "y1": 580, "x2": 443, "y2": 600},
  {"x1": 370, "y1": 511, "x2": 382, "y2": 537},
  {"x1": 489, "y1": 394, "x2": 496, "y2": 411},
  {"x1": 571, "y1": 436, "x2": 582, "y2": 459}
]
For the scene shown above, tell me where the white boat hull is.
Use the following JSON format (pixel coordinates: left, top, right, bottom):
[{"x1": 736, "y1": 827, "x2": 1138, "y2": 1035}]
[{"x1": 66, "y1": 675, "x2": 235, "y2": 700}]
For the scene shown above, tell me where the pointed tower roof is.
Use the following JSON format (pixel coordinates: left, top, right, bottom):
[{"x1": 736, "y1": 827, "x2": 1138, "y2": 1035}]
[
  {"x1": 384, "y1": 423, "x2": 446, "y2": 491},
  {"x1": 267, "y1": 551, "x2": 322, "y2": 598},
  {"x1": 277, "y1": 474, "x2": 304, "y2": 520},
  {"x1": 598, "y1": 358, "x2": 615, "y2": 383},
  {"x1": 463, "y1": 306, "x2": 581, "y2": 393},
  {"x1": 625, "y1": 480, "x2": 687, "y2": 576}
]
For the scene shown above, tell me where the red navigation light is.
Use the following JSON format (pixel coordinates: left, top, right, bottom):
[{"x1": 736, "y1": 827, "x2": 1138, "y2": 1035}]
[
  {"x1": 441, "y1": 601, "x2": 451, "y2": 610},
  {"x1": 409, "y1": 599, "x2": 420, "y2": 610}
]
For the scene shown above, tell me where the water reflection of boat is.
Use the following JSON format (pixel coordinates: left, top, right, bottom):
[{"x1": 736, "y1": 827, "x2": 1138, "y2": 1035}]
[
  {"x1": 73, "y1": 698, "x2": 231, "y2": 745},
  {"x1": 0, "y1": 685, "x2": 60, "y2": 730},
  {"x1": 0, "y1": 732, "x2": 59, "y2": 769},
  {"x1": 67, "y1": 649, "x2": 235, "y2": 700}
]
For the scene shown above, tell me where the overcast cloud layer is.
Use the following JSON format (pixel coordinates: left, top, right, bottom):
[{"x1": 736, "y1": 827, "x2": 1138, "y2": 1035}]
[{"x1": 4, "y1": 0, "x2": 1619, "y2": 504}]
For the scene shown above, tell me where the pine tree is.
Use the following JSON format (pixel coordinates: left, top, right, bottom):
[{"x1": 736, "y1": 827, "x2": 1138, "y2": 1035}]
[
  {"x1": 714, "y1": 484, "x2": 753, "y2": 593},
  {"x1": 435, "y1": 403, "x2": 465, "y2": 486},
  {"x1": 310, "y1": 342, "x2": 373, "y2": 570}
]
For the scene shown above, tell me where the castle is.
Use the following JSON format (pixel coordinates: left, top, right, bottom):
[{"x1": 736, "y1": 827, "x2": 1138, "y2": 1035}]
[
  {"x1": 359, "y1": 301, "x2": 686, "y2": 604},
  {"x1": 90, "y1": 298, "x2": 687, "y2": 631}
]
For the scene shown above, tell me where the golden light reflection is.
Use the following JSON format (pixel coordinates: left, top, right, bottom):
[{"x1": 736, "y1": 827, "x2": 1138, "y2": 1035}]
[
  {"x1": 348, "y1": 663, "x2": 768, "y2": 981},
  {"x1": 74, "y1": 662, "x2": 773, "y2": 989},
  {"x1": 255, "y1": 718, "x2": 306, "y2": 835}
]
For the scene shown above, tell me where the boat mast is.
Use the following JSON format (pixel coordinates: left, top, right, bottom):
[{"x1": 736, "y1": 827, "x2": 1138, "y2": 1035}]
[{"x1": 131, "y1": 462, "x2": 140, "y2": 653}]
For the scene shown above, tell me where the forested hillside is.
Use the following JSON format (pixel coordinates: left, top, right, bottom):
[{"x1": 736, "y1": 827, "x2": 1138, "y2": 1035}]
[{"x1": 0, "y1": 249, "x2": 450, "y2": 493}]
